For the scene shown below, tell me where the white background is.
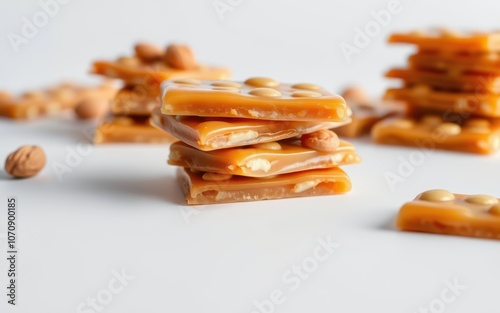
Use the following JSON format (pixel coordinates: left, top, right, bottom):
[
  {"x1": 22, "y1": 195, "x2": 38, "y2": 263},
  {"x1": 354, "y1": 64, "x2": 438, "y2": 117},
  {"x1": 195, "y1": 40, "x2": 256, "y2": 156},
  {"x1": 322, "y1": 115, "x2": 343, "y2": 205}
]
[{"x1": 1, "y1": 0, "x2": 500, "y2": 312}]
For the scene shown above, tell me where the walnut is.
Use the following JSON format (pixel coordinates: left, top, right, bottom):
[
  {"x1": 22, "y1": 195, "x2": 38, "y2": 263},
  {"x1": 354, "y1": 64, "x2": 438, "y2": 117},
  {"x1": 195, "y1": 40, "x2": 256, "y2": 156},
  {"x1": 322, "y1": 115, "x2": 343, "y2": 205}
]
[{"x1": 5, "y1": 146, "x2": 46, "y2": 178}]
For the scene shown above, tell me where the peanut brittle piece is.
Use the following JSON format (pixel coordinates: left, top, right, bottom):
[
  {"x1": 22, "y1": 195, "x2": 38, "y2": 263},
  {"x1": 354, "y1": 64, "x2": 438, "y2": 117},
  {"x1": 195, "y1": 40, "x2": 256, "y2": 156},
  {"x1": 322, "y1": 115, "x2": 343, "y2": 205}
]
[
  {"x1": 177, "y1": 167, "x2": 352, "y2": 205},
  {"x1": 397, "y1": 189, "x2": 500, "y2": 240}
]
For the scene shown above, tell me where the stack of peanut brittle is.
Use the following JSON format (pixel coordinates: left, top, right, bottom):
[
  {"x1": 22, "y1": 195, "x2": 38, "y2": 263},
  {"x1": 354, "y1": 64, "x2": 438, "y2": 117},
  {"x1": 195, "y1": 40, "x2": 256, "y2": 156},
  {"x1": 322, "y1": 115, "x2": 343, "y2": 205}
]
[
  {"x1": 374, "y1": 28, "x2": 500, "y2": 154},
  {"x1": 151, "y1": 77, "x2": 361, "y2": 204}
]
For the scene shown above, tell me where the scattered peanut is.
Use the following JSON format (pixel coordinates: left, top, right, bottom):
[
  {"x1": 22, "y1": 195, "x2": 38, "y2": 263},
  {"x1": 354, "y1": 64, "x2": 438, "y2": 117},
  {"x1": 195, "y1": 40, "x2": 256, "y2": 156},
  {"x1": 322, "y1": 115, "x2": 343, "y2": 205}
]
[{"x1": 252, "y1": 142, "x2": 281, "y2": 150}]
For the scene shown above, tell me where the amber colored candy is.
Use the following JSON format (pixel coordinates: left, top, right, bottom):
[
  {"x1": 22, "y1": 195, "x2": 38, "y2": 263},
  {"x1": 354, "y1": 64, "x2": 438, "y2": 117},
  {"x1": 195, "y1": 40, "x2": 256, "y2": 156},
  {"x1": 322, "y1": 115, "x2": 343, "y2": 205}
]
[
  {"x1": 397, "y1": 190, "x2": 500, "y2": 240},
  {"x1": 385, "y1": 86, "x2": 500, "y2": 118},
  {"x1": 386, "y1": 68, "x2": 500, "y2": 93},
  {"x1": 161, "y1": 78, "x2": 348, "y2": 122},
  {"x1": 372, "y1": 115, "x2": 500, "y2": 154},
  {"x1": 409, "y1": 51, "x2": 500, "y2": 75},
  {"x1": 151, "y1": 109, "x2": 350, "y2": 151},
  {"x1": 168, "y1": 138, "x2": 360, "y2": 177},
  {"x1": 177, "y1": 167, "x2": 352, "y2": 205},
  {"x1": 389, "y1": 29, "x2": 500, "y2": 53},
  {"x1": 93, "y1": 115, "x2": 175, "y2": 144}
]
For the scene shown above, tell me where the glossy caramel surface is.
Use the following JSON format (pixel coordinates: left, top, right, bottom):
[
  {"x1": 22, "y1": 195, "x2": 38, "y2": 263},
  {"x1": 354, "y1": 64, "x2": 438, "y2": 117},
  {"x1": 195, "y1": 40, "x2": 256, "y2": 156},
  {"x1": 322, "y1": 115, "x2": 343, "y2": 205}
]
[
  {"x1": 161, "y1": 78, "x2": 348, "y2": 122},
  {"x1": 397, "y1": 191, "x2": 500, "y2": 240},
  {"x1": 151, "y1": 109, "x2": 350, "y2": 151}
]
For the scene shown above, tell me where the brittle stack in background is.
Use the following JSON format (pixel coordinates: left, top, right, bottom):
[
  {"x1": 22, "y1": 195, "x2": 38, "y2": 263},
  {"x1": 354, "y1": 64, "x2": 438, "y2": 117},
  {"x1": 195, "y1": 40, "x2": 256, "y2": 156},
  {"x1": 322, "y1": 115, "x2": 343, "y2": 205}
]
[
  {"x1": 373, "y1": 29, "x2": 500, "y2": 154},
  {"x1": 91, "y1": 43, "x2": 230, "y2": 144},
  {"x1": 151, "y1": 77, "x2": 361, "y2": 205}
]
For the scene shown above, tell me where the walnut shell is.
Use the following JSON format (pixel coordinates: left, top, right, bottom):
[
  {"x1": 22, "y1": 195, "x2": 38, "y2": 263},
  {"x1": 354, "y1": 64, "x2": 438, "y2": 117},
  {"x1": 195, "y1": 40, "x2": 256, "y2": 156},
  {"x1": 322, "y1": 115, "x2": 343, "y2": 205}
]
[{"x1": 5, "y1": 146, "x2": 46, "y2": 178}]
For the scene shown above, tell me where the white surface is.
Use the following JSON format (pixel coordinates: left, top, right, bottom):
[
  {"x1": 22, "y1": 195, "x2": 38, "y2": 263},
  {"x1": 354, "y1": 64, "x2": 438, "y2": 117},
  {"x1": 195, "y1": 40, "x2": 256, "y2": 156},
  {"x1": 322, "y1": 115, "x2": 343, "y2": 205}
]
[
  {"x1": 2, "y1": 1, "x2": 500, "y2": 312},
  {"x1": 2, "y1": 118, "x2": 500, "y2": 313}
]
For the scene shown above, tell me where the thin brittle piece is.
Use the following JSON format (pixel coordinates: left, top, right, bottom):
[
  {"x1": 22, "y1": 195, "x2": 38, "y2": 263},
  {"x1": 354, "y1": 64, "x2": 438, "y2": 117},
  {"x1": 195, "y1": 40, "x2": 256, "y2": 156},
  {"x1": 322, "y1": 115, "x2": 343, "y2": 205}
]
[
  {"x1": 397, "y1": 189, "x2": 500, "y2": 240},
  {"x1": 161, "y1": 78, "x2": 348, "y2": 122},
  {"x1": 151, "y1": 109, "x2": 351, "y2": 151},
  {"x1": 94, "y1": 115, "x2": 175, "y2": 144},
  {"x1": 177, "y1": 167, "x2": 352, "y2": 205},
  {"x1": 389, "y1": 29, "x2": 500, "y2": 53},
  {"x1": 384, "y1": 86, "x2": 500, "y2": 118},
  {"x1": 168, "y1": 138, "x2": 360, "y2": 177},
  {"x1": 386, "y1": 68, "x2": 500, "y2": 93},
  {"x1": 372, "y1": 115, "x2": 500, "y2": 154}
]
